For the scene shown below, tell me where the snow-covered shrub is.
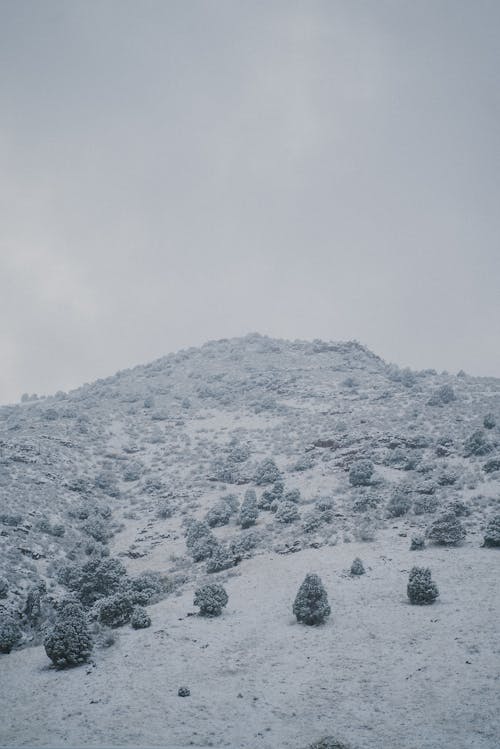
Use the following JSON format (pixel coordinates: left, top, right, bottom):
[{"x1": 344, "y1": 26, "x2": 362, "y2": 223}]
[
  {"x1": 483, "y1": 457, "x2": 500, "y2": 474},
  {"x1": 239, "y1": 489, "x2": 259, "y2": 529},
  {"x1": 0, "y1": 578, "x2": 8, "y2": 599},
  {"x1": 293, "y1": 574, "x2": 330, "y2": 625},
  {"x1": 483, "y1": 413, "x2": 496, "y2": 430},
  {"x1": 444, "y1": 499, "x2": 470, "y2": 517},
  {"x1": 386, "y1": 492, "x2": 412, "y2": 518},
  {"x1": 81, "y1": 515, "x2": 110, "y2": 543},
  {"x1": 284, "y1": 488, "x2": 302, "y2": 503},
  {"x1": 464, "y1": 430, "x2": 493, "y2": 457},
  {"x1": 130, "y1": 606, "x2": 151, "y2": 629},
  {"x1": 97, "y1": 593, "x2": 134, "y2": 628},
  {"x1": 157, "y1": 499, "x2": 173, "y2": 519},
  {"x1": 350, "y1": 558, "x2": 365, "y2": 576},
  {"x1": 482, "y1": 515, "x2": 500, "y2": 547},
  {"x1": 123, "y1": 461, "x2": 142, "y2": 482},
  {"x1": 307, "y1": 738, "x2": 351, "y2": 749},
  {"x1": 24, "y1": 582, "x2": 46, "y2": 627},
  {"x1": 407, "y1": 567, "x2": 439, "y2": 605},
  {"x1": 353, "y1": 515, "x2": 378, "y2": 542},
  {"x1": 292, "y1": 454, "x2": 314, "y2": 472},
  {"x1": 352, "y1": 493, "x2": 381, "y2": 513},
  {"x1": 410, "y1": 535, "x2": 426, "y2": 551},
  {"x1": 427, "y1": 512, "x2": 466, "y2": 546},
  {"x1": 229, "y1": 530, "x2": 260, "y2": 558},
  {"x1": 194, "y1": 583, "x2": 228, "y2": 616},
  {"x1": 437, "y1": 471, "x2": 457, "y2": 486},
  {"x1": 221, "y1": 493, "x2": 239, "y2": 513},
  {"x1": 428, "y1": 384, "x2": 456, "y2": 406},
  {"x1": 59, "y1": 557, "x2": 127, "y2": 606},
  {"x1": 94, "y1": 471, "x2": 120, "y2": 497},
  {"x1": 44, "y1": 600, "x2": 92, "y2": 668},
  {"x1": 206, "y1": 544, "x2": 239, "y2": 574},
  {"x1": 0, "y1": 613, "x2": 21, "y2": 654},
  {"x1": 275, "y1": 502, "x2": 300, "y2": 524},
  {"x1": 205, "y1": 501, "x2": 232, "y2": 528},
  {"x1": 302, "y1": 510, "x2": 327, "y2": 533},
  {"x1": 123, "y1": 572, "x2": 164, "y2": 605},
  {"x1": 185, "y1": 521, "x2": 218, "y2": 562},
  {"x1": 348, "y1": 459, "x2": 374, "y2": 487},
  {"x1": 258, "y1": 481, "x2": 284, "y2": 510},
  {"x1": 0, "y1": 513, "x2": 22, "y2": 527},
  {"x1": 254, "y1": 458, "x2": 282, "y2": 485},
  {"x1": 413, "y1": 494, "x2": 439, "y2": 515}
]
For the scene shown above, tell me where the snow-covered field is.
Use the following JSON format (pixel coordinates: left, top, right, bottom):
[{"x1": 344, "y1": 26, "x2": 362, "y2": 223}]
[{"x1": 1, "y1": 335, "x2": 499, "y2": 748}]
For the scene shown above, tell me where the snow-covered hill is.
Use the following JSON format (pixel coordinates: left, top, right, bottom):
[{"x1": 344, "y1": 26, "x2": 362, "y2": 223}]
[{"x1": 1, "y1": 334, "x2": 499, "y2": 748}]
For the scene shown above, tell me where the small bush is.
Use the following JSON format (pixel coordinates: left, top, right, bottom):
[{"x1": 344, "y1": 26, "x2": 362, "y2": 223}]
[
  {"x1": 59, "y1": 556, "x2": 127, "y2": 606},
  {"x1": 229, "y1": 530, "x2": 260, "y2": 558},
  {"x1": 130, "y1": 606, "x2": 151, "y2": 629},
  {"x1": 185, "y1": 521, "x2": 218, "y2": 562},
  {"x1": 157, "y1": 500, "x2": 173, "y2": 519},
  {"x1": 350, "y1": 558, "x2": 365, "y2": 576},
  {"x1": 97, "y1": 594, "x2": 134, "y2": 628},
  {"x1": 239, "y1": 489, "x2": 259, "y2": 528},
  {"x1": 483, "y1": 413, "x2": 496, "y2": 429},
  {"x1": 348, "y1": 459, "x2": 374, "y2": 487},
  {"x1": 205, "y1": 501, "x2": 232, "y2": 528},
  {"x1": 258, "y1": 481, "x2": 284, "y2": 510},
  {"x1": 293, "y1": 574, "x2": 330, "y2": 625},
  {"x1": 284, "y1": 488, "x2": 302, "y2": 503},
  {"x1": 428, "y1": 384, "x2": 456, "y2": 406},
  {"x1": 0, "y1": 578, "x2": 8, "y2": 599},
  {"x1": 482, "y1": 515, "x2": 500, "y2": 547},
  {"x1": 407, "y1": 567, "x2": 439, "y2": 605},
  {"x1": 410, "y1": 535, "x2": 425, "y2": 551},
  {"x1": 206, "y1": 544, "x2": 240, "y2": 574},
  {"x1": 352, "y1": 493, "x2": 381, "y2": 513},
  {"x1": 464, "y1": 430, "x2": 493, "y2": 457},
  {"x1": 413, "y1": 494, "x2": 439, "y2": 515},
  {"x1": 0, "y1": 613, "x2": 21, "y2": 654},
  {"x1": 275, "y1": 502, "x2": 300, "y2": 524},
  {"x1": 483, "y1": 457, "x2": 500, "y2": 474},
  {"x1": 44, "y1": 601, "x2": 92, "y2": 668},
  {"x1": 123, "y1": 572, "x2": 164, "y2": 605},
  {"x1": 254, "y1": 458, "x2": 282, "y2": 485},
  {"x1": 386, "y1": 492, "x2": 412, "y2": 518},
  {"x1": 308, "y1": 738, "x2": 351, "y2": 749},
  {"x1": 194, "y1": 583, "x2": 228, "y2": 616},
  {"x1": 427, "y1": 512, "x2": 466, "y2": 546}
]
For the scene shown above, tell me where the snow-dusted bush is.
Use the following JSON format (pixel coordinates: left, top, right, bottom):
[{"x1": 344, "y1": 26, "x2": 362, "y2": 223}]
[
  {"x1": 413, "y1": 494, "x2": 439, "y2": 515},
  {"x1": 206, "y1": 544, "x2": 239, "y2": 574},
  {"x1": 483, "y1": 457, "x2": 500, "y2": 474},
  {"x1": 427, "y1": 512, "x2": 466, "y2": 546},
  {"x1": 386, "y1": 492, "x2": 412, "y2": 518},
  {"x1": 428, "y1": 384, "x2": 456, "y2": 406},
  {"x1": 205, "y1": 500, "x2": 232, "y2": 528},
  {"x1": 410, "y1": 535, "x2": 426, "y2": 551},
  {"x1": 0, "y1": 613, "x2": 21, "y2": 654},
  {"x1": 258, "y1": 481, "x2": 284, "y2": 510},
  {"x1": 464, "y1": 430, "x2": 493, "y2": 457},
  {"x1": 275, "y1": 502, "x2": 300, "y2": 524},
  {"x1": 185, "y1": 521, "x2": 218, "y2": 562},
  {"x1": 44, "y1": 600, "x2": 92, "y2": 668},
  {"x1": 81, "y1": 515, "x2": 110, "y2": 543},
  {"x1": 123, "y1": 572, "x2": 164, "y2": 605},
  {"x1": 350, "y1": 558, "x2": 365, "y2": 576},
  {"x1": 59, "y1": 557, "x2": 127, "y2": 606},
  {"x1": 407, "y1": 567, "x2": 439, "y2": 605},
  {"x1": 302, "y1": 510, "x2": 327, "y2": 533},
  {"x1": 254, "y1": 458, "x2": 282, "y2": 485},
  {"x1": 348, "y1": 459, "x2": 374, "y2": 487},
  {"x1": 239, "y1": 489, "x2": 259, "y2": 529},
  {"x1": 445, "y1": 499, "x2": 470, "y2": 517},
  {"x1": 97, "y1": 593, "x2": 134, "y2": 628},
  {"x1": 293, "y1": 574, "x2": 330, "y2": 625},
  {"x1": 0, "y1": 577, "x2": 8, "y2": 599},
  {"x1": 284, "y1": 488, "x2": 302, "y2": 503},
  {"x1": 94, "y1": 471, "x2": 120, "y2": 497},
  {"x1": 157, "y1": 499, "x2": 173, "y2": 519},
  {"x1": 229, "y1": 530, "x2": 260, "y2": 558},
  {"x1": 482, "y1": 515, "x2": 500, "y2": 547},
  {"x1": 194, "y1": 583, "x2": 228, "y2": 617},
  {"x1": 130, "y1": 606, "x2": 151, "y2": 629},
  {"x1": 352, "y1": 493, "x2": 381, "y2": 513},
  {"x1": 292, "y1": 454, "x2": 314, "y2": 472},
  {"x1": 307, "y1": 738, "x2": 351, "y2": 749},
  {"x1": 483, "y1": 413, "x2": 496, "y2": 430},
  {"x1": 24, "y1": 582, "x2": 46, "y2": 627}
]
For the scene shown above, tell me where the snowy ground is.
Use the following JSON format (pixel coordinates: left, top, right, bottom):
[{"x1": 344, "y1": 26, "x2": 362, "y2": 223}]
[{"x1": 1, "y1": 527, "x2": 498, "y2": 749}]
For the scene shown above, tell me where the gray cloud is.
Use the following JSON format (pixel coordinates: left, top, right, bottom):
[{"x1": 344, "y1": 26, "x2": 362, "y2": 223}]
[{"x1": 1, "y1": 1, "x2": 499, "y2": 402}]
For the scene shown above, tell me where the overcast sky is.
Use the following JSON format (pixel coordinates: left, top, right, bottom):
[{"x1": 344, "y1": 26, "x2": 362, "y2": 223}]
[{"x1": 1, "y1": 0, "x2": 499, "y2": 403}]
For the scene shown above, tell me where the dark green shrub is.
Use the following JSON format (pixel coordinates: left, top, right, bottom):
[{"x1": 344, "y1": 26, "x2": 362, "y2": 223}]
[
  {"x1": 206, "y1": 544, "x2": 240, "y2": 574},
  {"x1": 483, "y1": 413, "x2": 496, "y2": 429},
  {"x1": 386, "y1": 492, "x2": 412, "y2": 518},
  {"x1": 194, "y1": 583, "x2": 228, "y2": 616},
  {"x1": 484, "y1": 458, "x2": 500, "y2": 474},
  {"x1": 293, "y1": 574, "x2": 330, "y2": 625},
  {"x1": 58, "y1": 557, "x2": 127, "y2": 606},
  {"x1": 464, "y1": 430, "x2": 493, "y2": 457},
  {"x1": 258, "y1": 481, "x2": 284, "y2": 510},
  {"x1": 410, "y1": 535, "x2": 425, "y2": 551},
  {"x1": 44, "y1": 600, "x2": 92, "y2": 668},
  {"x1": 275, "y1": 501, "x2": 300, "y2": 524},
  {"x1": 254, "y1": 458, "x2": 282, "y2": 485},
  {"x1": 407, "y1": 567, "x2": 439, "y2": 605},
  {"x1": 0, "y1": 577, "x2": 8, "y2": 599},
  {"x1": 350, "y1": 558, "x2": 365, "y2": 576},
  {"x1": 205, "y1": 501, "x2": 232, "y2": 528}
]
